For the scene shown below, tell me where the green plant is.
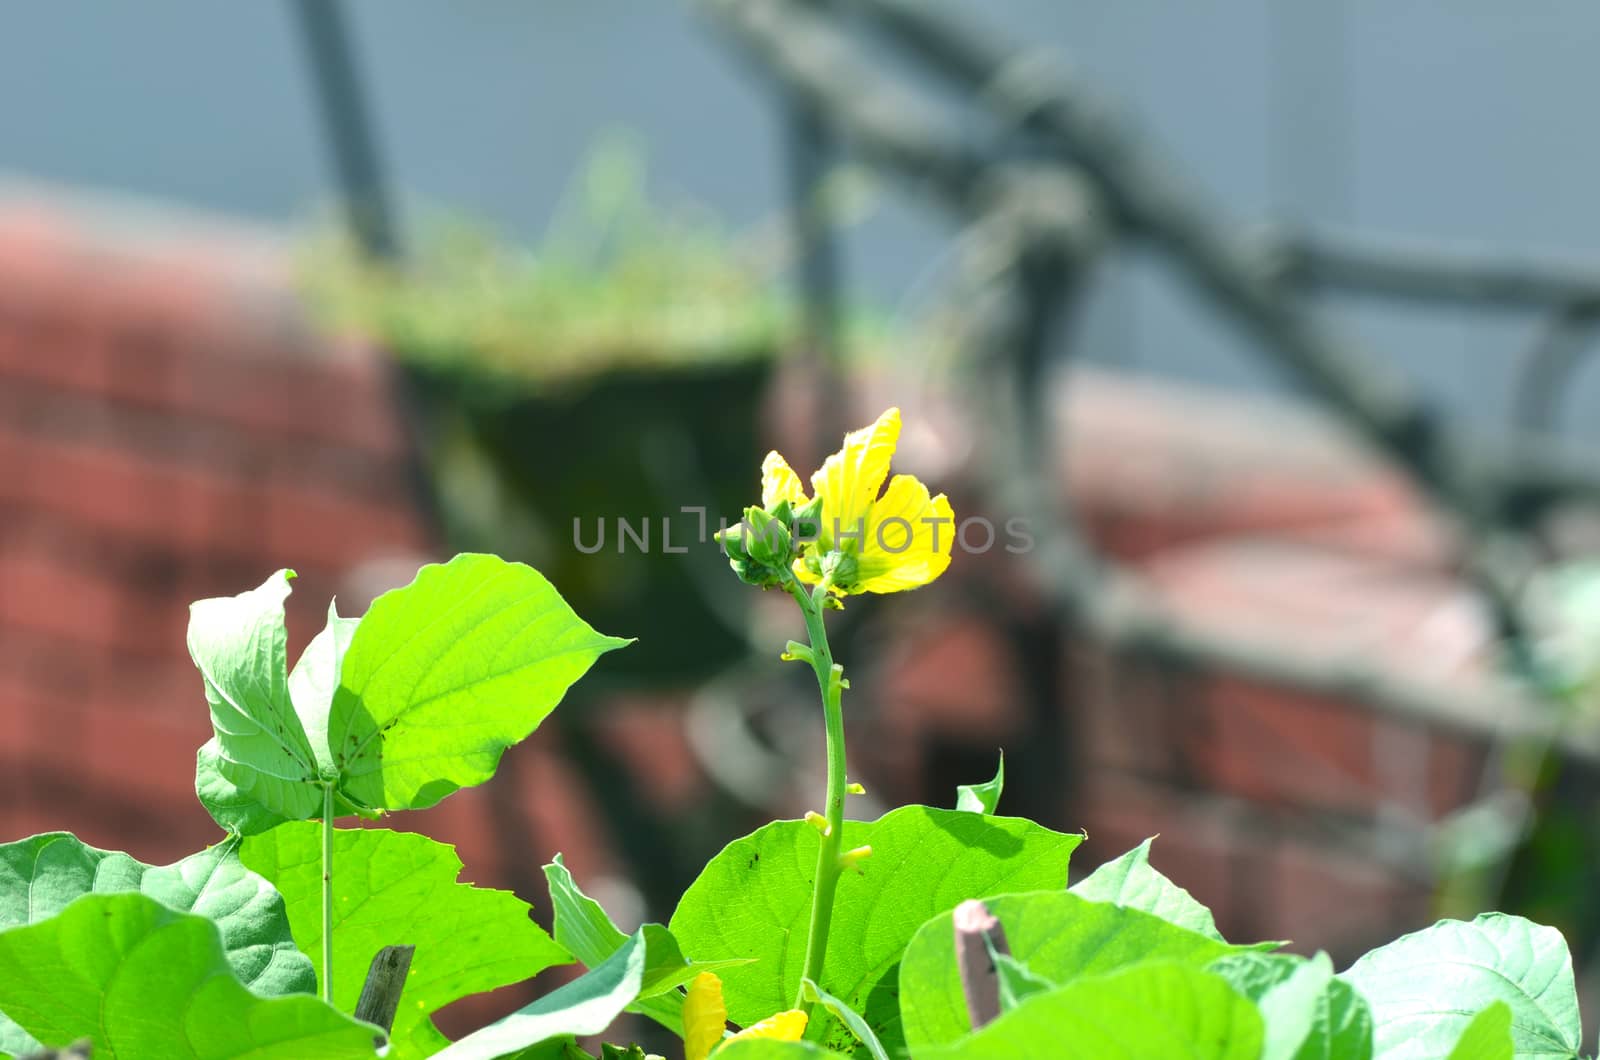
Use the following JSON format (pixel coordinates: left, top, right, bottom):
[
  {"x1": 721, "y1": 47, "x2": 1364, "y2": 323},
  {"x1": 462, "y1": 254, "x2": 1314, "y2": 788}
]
[
  {"x1": 0, "y1": 414, "x2": 1591, "y2": 1059},
  {"x1": 298, "y1": 135, "x2": 787, "y2": 383}
]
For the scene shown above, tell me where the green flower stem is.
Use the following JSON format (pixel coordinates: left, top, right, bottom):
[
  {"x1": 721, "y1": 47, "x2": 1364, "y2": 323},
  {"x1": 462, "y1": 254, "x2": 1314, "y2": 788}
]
[
  {"x1": 787, "y1": 575, "x2": 847, "y2": 1011},
  {"x1": 322, "y1": 783, "x2": 334, "y2": 1006}
]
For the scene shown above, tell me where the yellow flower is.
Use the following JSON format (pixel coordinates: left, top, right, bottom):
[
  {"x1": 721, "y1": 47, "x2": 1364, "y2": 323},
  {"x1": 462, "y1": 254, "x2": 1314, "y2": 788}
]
[
  {"x1": 684, "y1": 972, "x2": 728, "y2": 1060},
  {"x1": 762, "y1": 407, "x2": 954, "y2": 595},
  {"x1": 725, "y1": 1008, "x2": 808, "y2": 1046},
  {"x1": 683, "y1": 972, "x2": 808, "y2": 1059}
]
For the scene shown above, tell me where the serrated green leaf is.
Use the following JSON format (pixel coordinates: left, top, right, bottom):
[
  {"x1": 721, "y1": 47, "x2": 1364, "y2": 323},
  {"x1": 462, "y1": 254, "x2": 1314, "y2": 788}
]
[
  {"x1": 954, "y1": 753, "x2": 1003, "y2": 815},
  {"x1": 0, "y1": 892, "x2": 376, "y2": 1058},
  {"x1": 917, "y1": 961, "x2": 1262, "y2": 1060},
  {"x1": 433, "y1": 930, "x2": 647, "y2": 1059},
  {"x1": 1070, "y1": 837, "x2": 1224, "y2": 941},
  {"x1": 1340, "y1": 913, "x2": 1580, "y2": 1059},
  {"x1": 241, "y1": 824, "x2": 572, "y2": 1059},
  {"x1": 668, "y1": 805, "x2": 1082, "y2": 1057},
  {"x1": 800, "y1": 978, "x2": 889, "y2": 1060},
  {"x1": 0, "y1": 832, "x2": 314, "y2": 1056},
  {"x1": 1446, "y1": 1002, "x2": 1514, "y2": 1060},
  {"x1": 189, "y1": 570, "x2": 326, "y2": 826},
  {"x1": 327, "y1": 553, "x2": 632, "y2": 811},
  {"x1": 543, "y1": 854, "x2": 749, "y2": 1037},
  {"x1": 1208, "y1": 951, "x2": 1372, "y2": 1060},
  {"x1": 898, "y1": 890, "x2": 1238, "y2": 1054}
]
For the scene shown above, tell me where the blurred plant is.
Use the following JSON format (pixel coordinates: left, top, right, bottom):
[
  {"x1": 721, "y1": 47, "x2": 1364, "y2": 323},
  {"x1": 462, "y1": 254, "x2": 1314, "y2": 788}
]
[{"x1": 298, "y1": 132, "x2": 883, "y2": 381}]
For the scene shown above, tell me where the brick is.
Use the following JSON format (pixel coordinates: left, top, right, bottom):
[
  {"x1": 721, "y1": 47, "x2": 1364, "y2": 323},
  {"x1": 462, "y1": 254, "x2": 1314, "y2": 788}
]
[
  {"x1": 0, "y1": 424, "x2": 427, "y2": 567},
  {"x1": 0, "y1": 272, "x2": 406, "y2": 458}
]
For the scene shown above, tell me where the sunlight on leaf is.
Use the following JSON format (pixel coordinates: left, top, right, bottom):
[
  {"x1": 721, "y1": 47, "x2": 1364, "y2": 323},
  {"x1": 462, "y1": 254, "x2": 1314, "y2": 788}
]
[
  {"x1": 953, "y1": 753, "x2": 1004, "y2": 816},
  {"x1": 1340, "y1": 913, "x2": 1579, "y2": 1060},
  {"x1": 898, "y1": 890, "x2": 1241, "y2": 1054},
  {"x1": 328, "y1": 553, "x2": 632, "y2": 812},
  {"x1": 241, "y1": 824, "x2": 572, "y2": 1059},
  {"x1": 669, "y1": 805, "x2": 1082, "y2": 1057},
  {"x1": 0, "y1": 832, "x2": 313, "y2": 1056},
  {"x1": 0, "y1": 893, "x2": 375, "y2": 1059}
]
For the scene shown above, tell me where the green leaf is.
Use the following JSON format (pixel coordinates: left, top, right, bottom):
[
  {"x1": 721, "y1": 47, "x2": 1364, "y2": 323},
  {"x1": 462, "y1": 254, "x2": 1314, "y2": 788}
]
[
  {"x1": 0, "y1": 832, "x2": 314, "y2": 1056},
  {"x1": 0, "y1": 892, "x2": 377, "y2": 1058},
  {"x1": 1208, "y1": 951, "x2": 1372, "y2": 1060},
  {"x1": 328, "y1": 553, "x2": 632, "y2": 811},
  {"x1": 954, "y1": 752, "x2": 1003, "y2": 815},
  {"x1": 189, "y1": 569, "x2": 326, "y2": 826},
  {"x1": 897, "y1": 890, "x2": 1237, "y2": 1054},
  {"x1": 290, "y1": 601, "x2": 363, "y2": 776},
  {"x1": 1069, "y1": 837, "x2": 1224, "y2": 941},
  {"x1": 714, "y1": 1043, "x2": 835, "y2": 1059},
  {"x1": 987, "y1": 947, "x2": 1051, "y2": 1013},
  {"x1": 800, "y1": 978, "x2": 890, "y2": 1060},
  {"x1": 1255, "y1": 953, "x2": 1334, "y2": 1060},
  {"x1": 1340, "y1": 913, "x2": 1580, "y2": 1059},
  {"x1": 599, "y1": 1046, "x2": 653, "y2": 1060},
  {"x1": 543, "y1": 855, "x2": 750, "y2": 1036},
  {"x1": 1446, "y1": 1002, "x2": 1514, "y2": 1060},
  {"x1": 241, "y1": 824, "x2": 573, "y2": 1059},
  {"x1": 668, "y1": 805, "x2": 1082, "y2": 1057},
  {"x1": 192, "y1": 557, "x2": 627, "y2": 833},
  {"x1": 432, "y1": 930, "x2": 647, "y2": 1059},
  {"x1": 196, "y1": 738, "x2": 294, "y2": 836},
  {"x1": 916, "y1": 961, "x2": 1263, "y2": 1060}
]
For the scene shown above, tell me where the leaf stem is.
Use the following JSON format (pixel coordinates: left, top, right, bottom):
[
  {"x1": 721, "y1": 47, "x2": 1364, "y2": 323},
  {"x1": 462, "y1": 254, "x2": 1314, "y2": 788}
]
[
  {"x1": 322, "y1": 782, "x2": 335, "y2": 1006},
  {"x1": 787, "y1": 575, "x2": 847, "y2": 1011}
]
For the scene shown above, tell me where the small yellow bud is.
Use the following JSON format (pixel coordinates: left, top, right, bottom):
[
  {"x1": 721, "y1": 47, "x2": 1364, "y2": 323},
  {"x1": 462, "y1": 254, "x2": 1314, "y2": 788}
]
[
  {"x1": 838, "y1": 844, "x2": 873, "y2": 874},
  {"x1": 804, "y1": 811, "x2": 832, "y2": 837},
  {"x1": 846, "y1": 782, "x2": 866, "y2": 796}
]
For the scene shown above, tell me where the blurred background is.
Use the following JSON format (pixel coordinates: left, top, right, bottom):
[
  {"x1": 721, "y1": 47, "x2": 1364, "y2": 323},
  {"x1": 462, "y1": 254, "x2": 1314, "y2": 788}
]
[{"x1": 8, "y1": 0, "x2": 1600, "y2": 1047}]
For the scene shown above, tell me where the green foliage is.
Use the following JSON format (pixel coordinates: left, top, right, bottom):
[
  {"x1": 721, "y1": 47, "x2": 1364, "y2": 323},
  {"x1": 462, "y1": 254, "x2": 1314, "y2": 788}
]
[
  {"x1": 952, "y1": 753, "x2": 1003, "y2": 815},
  {"x1": 543, "y1": 855, "x2": 750, "y2": 1036},
  {"x1": 715, "y1": 1043, "x2": 836, "y2": 1059},
  {"x1": 193, "y1": 554, "x2": 629, "y2": 833},
  {"x1": 1447, "y1": 1002, "x2": 1515, "y2": 1060},
  {"x1": 668, "y1": 806, "x2": 1082, "y2": 1054},
  {"x1": 297, "y1": 136, "x2": 790, "y2": 385},
  {"x1": 430, "y1": 931, "x2": 647, "y2": 1059},
  {"x1": 1341, "y1": 913, "x2": 1581, "y2": 1059},
  {"x1": 897, "y1": 890, "x2": 1241, "y2": 1054},
  {"x1": 0, "y1": 550, "x2": 1593, "y2": 1060},
  {"x1": 0, "y1": 833, "x2": 313, "y2": 1055},
  {"x1": 1069, "y1": 835, "x2": 1225, "y2": 941},
  {"x1": 0, "y1": 893, "x2": 377, "y2": 1059},
  {"x1": 917, "y1": 961, "x2": 1264, "y2": 1060},
  {"x1": 1208, "y1": 951, "x2": 1372, "y2": 1060},
  {"x1": 240, "y1": 824, "x2": 573, "y2": 1058},
  {"x1": 326, "y1": 553, "x2": 630, "y2": 812}
]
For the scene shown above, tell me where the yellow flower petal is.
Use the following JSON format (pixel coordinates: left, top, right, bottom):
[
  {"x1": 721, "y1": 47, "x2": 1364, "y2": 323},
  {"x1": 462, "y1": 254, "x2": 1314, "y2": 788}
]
[
  {"x1": 761, "y1": 451, "x2": 809, "y2": 510},
  {"x1": 723, "y1": 1009, "x2": 808, "y2": 1048},
  {"x1": 851, "y1": 476, "x2": 955, "y2": 594},
  {"x1": 684, "y1": 971, "x2": 728, "y2": 1060},
  {"x1": 811, "y1": 408, "x2": 901, "y2": 554}
]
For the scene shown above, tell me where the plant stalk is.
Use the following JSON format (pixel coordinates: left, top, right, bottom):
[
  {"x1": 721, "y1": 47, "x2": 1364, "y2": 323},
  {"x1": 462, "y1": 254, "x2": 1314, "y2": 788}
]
[
  {"x1": 789, "y1": 576, "x2": 848, "y2": 1011},
  {"x1": 322, "y1": 783, "x2": 335, "y2": 1006}
]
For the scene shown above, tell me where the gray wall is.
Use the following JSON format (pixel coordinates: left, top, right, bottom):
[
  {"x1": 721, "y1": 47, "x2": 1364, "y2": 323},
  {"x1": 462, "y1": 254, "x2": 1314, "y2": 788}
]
[{"x1": 4, "y1": 2, "x2": 1599, "y2": 433}]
